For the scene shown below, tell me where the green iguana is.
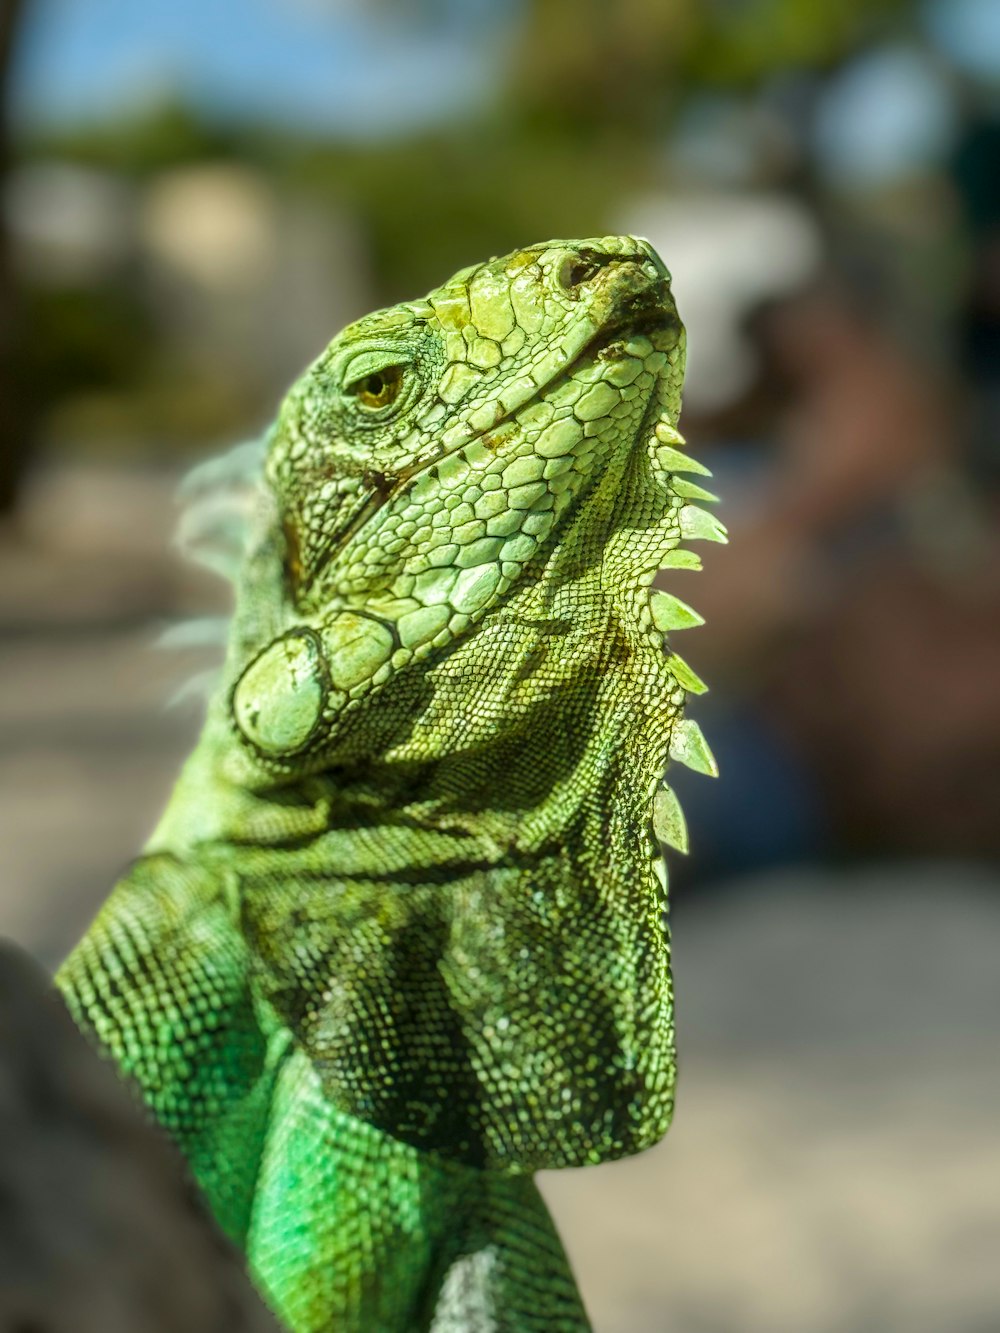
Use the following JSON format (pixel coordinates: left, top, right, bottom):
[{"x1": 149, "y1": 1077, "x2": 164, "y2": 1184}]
[{"x1": 57, "y1": 235, "x2": 723, "y2": 1331}]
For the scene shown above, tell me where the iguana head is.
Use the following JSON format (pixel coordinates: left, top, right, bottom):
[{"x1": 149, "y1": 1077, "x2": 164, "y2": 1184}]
[
  {"x1": 268, "y1": 236, "x2": 681, "y2": 601},
  {"x1": 230, "y1": 236, "x2": 719, "y2": 770}
]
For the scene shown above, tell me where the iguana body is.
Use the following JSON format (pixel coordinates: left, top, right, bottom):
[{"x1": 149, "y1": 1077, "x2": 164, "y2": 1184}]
[{"x1": 58, "y1": 236, "x2": 722, "y2": 1331}]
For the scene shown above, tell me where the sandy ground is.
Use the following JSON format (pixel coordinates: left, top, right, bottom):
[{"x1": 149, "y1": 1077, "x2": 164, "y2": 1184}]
[{"x1": 2, "y1": 462, "x2": 998, "y2": 1332}]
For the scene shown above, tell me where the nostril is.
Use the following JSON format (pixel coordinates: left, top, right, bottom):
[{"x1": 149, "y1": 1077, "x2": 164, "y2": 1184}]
[{"x1": 557, "y1": 252, "x2": 607, "y2": 291}]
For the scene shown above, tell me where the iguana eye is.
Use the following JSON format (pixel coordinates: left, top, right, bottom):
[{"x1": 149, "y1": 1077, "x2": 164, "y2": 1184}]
[{"x1": 347, "y1": 364, "x2": 405, "y2": 410}]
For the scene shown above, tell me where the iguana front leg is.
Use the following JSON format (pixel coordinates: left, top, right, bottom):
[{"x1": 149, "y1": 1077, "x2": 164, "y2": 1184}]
[
  {"x1": 58, "y1": 854, "x2": 280, "y2": 1246},
  {"x1": 248, "y1": 1047, "x2": 588, "y2": 1331}
]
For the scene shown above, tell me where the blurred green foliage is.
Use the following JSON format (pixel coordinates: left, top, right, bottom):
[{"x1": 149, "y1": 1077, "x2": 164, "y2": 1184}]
[{"x1": 508, "y1": 0, "x2": 910, "y2": 131}]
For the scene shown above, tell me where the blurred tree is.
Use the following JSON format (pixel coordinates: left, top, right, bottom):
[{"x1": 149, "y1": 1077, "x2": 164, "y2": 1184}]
[
  {"x1": 507, "y1": 0, "x2": 914, "y2": 138},
  {"x1": 33, "y1": 100, "x2": 241, "y2": 177},
  {"x1": 303, "y1": 0, "x2": 918, "y2": 303}
]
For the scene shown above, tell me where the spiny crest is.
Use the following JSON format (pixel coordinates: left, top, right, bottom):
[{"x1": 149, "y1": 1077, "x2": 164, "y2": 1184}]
[
  {"x1": 175, "y1": 437, "x2": 267, "y2": 584},
  {"x1": 159, "y1": 437, "x2": 266, "y2": 705},
  {"x1": 635, "y1": 412, "x2": 725, "y2": 851}
]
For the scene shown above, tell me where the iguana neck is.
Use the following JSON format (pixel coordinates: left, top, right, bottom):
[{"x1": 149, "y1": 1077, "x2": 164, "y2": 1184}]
[{"x1": 148, "y1": 604, "x2": 671, "y2": 900}]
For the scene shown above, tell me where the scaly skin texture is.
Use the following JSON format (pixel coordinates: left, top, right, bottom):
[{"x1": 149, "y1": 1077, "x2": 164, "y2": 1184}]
[{"x1": 57, "y1": 236, "x2": 724, "y2": 1331}]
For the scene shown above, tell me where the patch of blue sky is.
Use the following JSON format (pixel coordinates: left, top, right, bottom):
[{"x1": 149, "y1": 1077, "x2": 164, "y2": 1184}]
[
  {"x1": 922, "y1": 0, "x2": 1000, "y2": 83},
  {"x1": 12, "y1": 0, "x2": 518, "y2": 140},
  {"x1": 813, "y1": 44, "x2": 958, "y2": 188}
]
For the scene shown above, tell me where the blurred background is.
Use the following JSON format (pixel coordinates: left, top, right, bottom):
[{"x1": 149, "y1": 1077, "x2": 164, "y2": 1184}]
[{"x1": 1, "y1": 0, "x2": 998, "y2": 1329}]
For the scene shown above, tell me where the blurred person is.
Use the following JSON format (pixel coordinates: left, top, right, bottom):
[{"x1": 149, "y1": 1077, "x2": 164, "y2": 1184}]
[
  {"x1": 695, "y1": 276, "x2": 953, "y2": 668},
  {"x1": 673, "y1": 274, "x2": 1000, "y2": 877}
]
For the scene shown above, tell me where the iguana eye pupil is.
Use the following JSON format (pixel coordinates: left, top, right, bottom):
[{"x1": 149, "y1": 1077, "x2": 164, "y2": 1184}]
[{"x1": 350, "y1": 365, "x2": 405, "y2": 409}]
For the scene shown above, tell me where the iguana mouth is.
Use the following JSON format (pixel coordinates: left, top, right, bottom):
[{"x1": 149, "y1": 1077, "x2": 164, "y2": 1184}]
[{"x1": 587, "y1": 309, "x2": 680, "y2": 361}]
